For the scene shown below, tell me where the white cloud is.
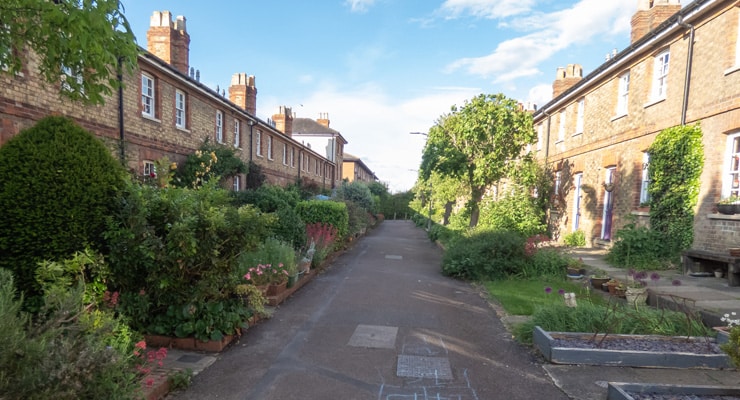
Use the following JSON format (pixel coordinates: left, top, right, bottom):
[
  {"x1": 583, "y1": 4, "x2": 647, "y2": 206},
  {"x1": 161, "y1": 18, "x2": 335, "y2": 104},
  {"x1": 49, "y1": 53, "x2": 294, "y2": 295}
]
[
  {"x1": 445, "y1": 0, "x2": 634, "y2": 93},
  {"x1": 261, "y1": 83, "x2": 479, "y2": 193},
  {"x1": 437, "y1": 0, "x2": 535, "y2": 19},
  {"x1": 344, "y1": 0, "x2": 376, "y2": 13}
]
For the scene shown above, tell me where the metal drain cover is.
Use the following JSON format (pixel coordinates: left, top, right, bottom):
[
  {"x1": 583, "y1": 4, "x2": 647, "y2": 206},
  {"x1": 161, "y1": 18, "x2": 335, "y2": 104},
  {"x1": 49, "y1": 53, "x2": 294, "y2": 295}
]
[
  {"x1": 348, "y1": 325, "x2": 398, "y2": 349},
  {"x1": 396, "y1": 355, "x2": 453, "y2": 379},
  {"x1": 385, "y1": 255, "x2": 403, "y2": 260},
  {"x1": 176, "y1": 354, "x2": 204, "y2": 363}
]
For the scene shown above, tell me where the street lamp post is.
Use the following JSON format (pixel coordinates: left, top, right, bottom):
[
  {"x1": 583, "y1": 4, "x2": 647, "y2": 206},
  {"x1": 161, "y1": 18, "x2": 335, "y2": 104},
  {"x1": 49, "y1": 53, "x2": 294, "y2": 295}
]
[{"x1": 410, "y1": 131, "x2": 432, "y2": 230}]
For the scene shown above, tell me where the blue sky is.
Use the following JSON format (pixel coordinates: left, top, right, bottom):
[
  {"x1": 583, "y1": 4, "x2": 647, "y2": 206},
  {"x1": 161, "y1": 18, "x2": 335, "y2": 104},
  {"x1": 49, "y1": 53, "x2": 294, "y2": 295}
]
[{"x1": 122, "y1": 0, "x2": 652, "y2": 193}]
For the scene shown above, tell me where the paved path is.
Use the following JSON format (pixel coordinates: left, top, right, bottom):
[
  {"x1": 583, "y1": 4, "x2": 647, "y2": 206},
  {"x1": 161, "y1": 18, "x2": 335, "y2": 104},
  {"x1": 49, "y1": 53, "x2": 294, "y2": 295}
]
[{"x1": 169, "y1": 220, "x2": 569, "y2": 400}]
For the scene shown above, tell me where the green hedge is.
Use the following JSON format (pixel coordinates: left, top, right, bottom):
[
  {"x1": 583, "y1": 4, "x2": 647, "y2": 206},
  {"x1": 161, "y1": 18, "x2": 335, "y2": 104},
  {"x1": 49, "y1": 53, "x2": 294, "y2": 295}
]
[
  {"x1": 0, "y1": 116, "x2": 126, "y2": 299},
  {"x1": 296, "y1": 200, "x2": 349, "y2": 240}
]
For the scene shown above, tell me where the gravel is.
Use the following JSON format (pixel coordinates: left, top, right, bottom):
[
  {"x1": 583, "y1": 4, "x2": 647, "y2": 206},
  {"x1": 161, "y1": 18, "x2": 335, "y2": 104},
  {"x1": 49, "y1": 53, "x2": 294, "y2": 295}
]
[{"x1": 550, "y1": 336, "x2": 723, "y2": 355}]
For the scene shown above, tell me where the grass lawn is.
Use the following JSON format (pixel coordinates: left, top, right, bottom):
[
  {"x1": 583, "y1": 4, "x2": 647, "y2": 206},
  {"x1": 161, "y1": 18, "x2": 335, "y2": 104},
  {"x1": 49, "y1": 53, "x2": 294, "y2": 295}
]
[{"x1": 484, "y1": 277, "x2": 606, "y2": 316}]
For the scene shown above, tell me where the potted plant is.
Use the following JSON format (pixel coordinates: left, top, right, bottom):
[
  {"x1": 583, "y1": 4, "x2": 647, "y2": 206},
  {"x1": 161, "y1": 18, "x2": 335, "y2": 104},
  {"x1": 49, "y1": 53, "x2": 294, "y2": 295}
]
[
  {"x1": 566, "y1": 257, "x2": 587, "y2": 277},
  {"x1": 589, "y1": 268, "x2": 610, "y2": 290},
  {"x1": 717, "y1": 195, "x2": 740, "y2": 215}
]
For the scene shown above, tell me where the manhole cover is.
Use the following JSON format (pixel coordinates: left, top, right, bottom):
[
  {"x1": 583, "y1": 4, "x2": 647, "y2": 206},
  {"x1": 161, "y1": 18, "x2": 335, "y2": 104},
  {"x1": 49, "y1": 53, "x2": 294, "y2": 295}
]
[
  {"x1": 385, "y1": 255, "x2": 403, "y2": 260},
  {"x1": 348, "y1": 325, "x2": 398, "y2": 349},
  {"x1": 396, "y1": 355, "x2": 453, "y2": 379},
  {"x1": 176, "y1": 354, "x2": 204, "y2": 363}
]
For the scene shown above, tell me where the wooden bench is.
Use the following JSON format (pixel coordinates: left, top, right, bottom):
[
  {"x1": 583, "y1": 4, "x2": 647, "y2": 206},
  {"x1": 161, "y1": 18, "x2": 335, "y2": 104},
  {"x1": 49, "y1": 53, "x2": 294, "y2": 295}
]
[{"x1": 682, "y1": 249, "x2": 740, "y2": 286}]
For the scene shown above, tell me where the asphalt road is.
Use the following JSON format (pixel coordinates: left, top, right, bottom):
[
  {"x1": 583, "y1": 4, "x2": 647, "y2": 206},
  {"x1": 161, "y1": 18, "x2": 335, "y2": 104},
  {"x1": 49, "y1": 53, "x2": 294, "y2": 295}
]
[{"x1": 170, "y1": 220, "x2": 569, "y2": 400}]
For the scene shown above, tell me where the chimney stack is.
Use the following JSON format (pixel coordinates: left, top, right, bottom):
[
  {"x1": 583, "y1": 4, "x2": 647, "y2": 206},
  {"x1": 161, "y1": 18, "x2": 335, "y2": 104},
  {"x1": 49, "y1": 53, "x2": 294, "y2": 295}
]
[
  {"x1": 147, "y1": 11, "x2": 190, "y2": 75},
  {"x1": 228, "y1": 73, "x2": 258, "y2": 115},
  {"x1": 552, "y1": 64, "x2": 583, "y2": 98},
  {"x1": 317, "y1": 112, "x2": 330, "y2": 128},
  {"x1": 272, "y1": 106, "x2": 294, "y2": 137},
  {"x1": 631, "y1": 0, "x2": 681, "y2": 44}
]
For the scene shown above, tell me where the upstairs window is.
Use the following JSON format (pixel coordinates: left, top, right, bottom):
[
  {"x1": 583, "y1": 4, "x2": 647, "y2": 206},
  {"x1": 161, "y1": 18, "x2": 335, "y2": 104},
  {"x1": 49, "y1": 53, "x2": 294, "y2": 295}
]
[
  {"x1": 617, "y1": 71, "x2": 630, "y2": 115},
  {"x1": 651, "y1": 50, "x2": 670, "y2": 101},
  {"x1": 141, "y1": 73, "x2": 155, "y2": 118},
  {"x1": 175, "y1": 90, "x2": 186, "y2": 129},
  {"x1": 215, "y1": 111, "x2": 224, "y2": 143},
  {"x1": 557, "y1": 110, "x2": 566, "y2": 142},
  {"x1": 255, "y1": 131, "x2": 262, "y2": 156},
  {"x1": 283, "y1": 143, "x2": 288, "y2": 165},
  {"x1": 290, "y1": 147, "x2": 295, "y2": 167},
  {"x1": 575, "y1": 98, "x2": 584, "y2": 135},
  {"x1": 267, "y1": 136, "x2": 273, "y2": 160},
  {"x1": 233, "y1": 120, "x2": 240, "y2": 148}
]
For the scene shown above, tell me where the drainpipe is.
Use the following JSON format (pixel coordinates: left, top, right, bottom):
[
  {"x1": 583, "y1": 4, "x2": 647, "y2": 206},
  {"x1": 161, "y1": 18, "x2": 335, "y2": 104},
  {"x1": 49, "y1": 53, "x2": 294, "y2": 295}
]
[
  {"x1": 248, "y1": 120, "x2": 255, "y2": 162},
  {"x1": 117, "y1": 57, "x2": 125, "y2": 165},
  {"x1": 678, "y1": 16, "x2": 695, "y2": 126},
  {"x1": 543, "y1": 110, "x2": 552, "y2": 164}
]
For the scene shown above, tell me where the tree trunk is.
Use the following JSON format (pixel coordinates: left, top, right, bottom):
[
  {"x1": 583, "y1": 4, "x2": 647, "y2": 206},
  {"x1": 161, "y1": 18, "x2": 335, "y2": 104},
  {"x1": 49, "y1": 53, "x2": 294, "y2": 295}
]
[
  {"x1": 443, "y1": 201, "x2": 454, "y2": 225},
  {"x1": 468, "y1": 186, "x2": 483, "y2": 228}
]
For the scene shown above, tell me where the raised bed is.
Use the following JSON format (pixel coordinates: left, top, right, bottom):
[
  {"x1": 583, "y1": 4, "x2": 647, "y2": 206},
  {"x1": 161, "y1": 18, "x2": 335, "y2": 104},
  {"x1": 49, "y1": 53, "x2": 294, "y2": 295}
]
[
  {"x1": 607, "y1": 382, "x2": 740, "y2": 400},
  {"x1": 533, "y1": 326, "x2": 732, "y2": 369}
]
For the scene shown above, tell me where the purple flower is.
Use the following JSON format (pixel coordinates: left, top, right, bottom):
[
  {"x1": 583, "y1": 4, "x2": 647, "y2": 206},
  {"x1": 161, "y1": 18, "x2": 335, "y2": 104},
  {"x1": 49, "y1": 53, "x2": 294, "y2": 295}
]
[
  {"x1": 650, "y1": 272, "x2": 660, "y2": 282},
  {"x1": 558, "y1": 289, "x2": 565, "y2": 296},
  {"x1": 672, "y1": 279, "x2": 682, "y2": 286},
  {"x1": 545, "y1": 287, "x2": 552, "y2": 294}
]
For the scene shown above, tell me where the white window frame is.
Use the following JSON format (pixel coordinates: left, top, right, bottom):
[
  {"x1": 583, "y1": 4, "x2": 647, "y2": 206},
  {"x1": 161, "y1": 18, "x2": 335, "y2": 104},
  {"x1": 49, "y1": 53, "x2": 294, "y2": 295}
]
[
  {"x1": 175, "y1": 90, "x2": 186, "y2": 129},
  {"x1": 315, "y1": 159, "x2": 320, "y2": 175},
  {"x1": 233, "y1": 119, "x2": 240, "y2": 148},
  {"x1": 290, "y1": 147, "x2": 295, "y2": 167},
  {"x1": 233, "y1": 175, "x2": 241, "y2": 192},
  {"x1": 651, "y1": 50, "x2": 670, "y2": 101},
  {"x1": 141, "y1": 73, "x2": 155, "y2": 118},
  {"x1": 256, "y1": 131, "x2": 262, "y2": 156},
  {"x1": 736, "y1": 10, "x2": 740, "y2": 67},
  {"x1": 143, "y1": 161, "x2": 156, "y2": 177},
  {"x1": 61, "y1": 65, "x2": 83, "y2": 95},
  {"x1": 536, "y1": 124, "x2": 543, "y2": 151},
  {"x1": 215, "y1": 111, "x2": 224, "y2": 143},
  {"x1": 617, "y1": 71, "x2": 630, "y2": 116},
  {"x1": 554, "y1": 171, "x2": 562, "y2": 195},
  {"x1": 557, "y1": 110, "x2": 566, "y2": 142},
  {"x1": 267, "y1": 136, "x2": 273, "y2": 160},
  {"x1": 282, "y1": 143, "x2": 288, "y2": 165},
  {"x1": 723, "y1": 132, "x2": 740, "y2": 199},
  {"x1": 575, "y1": 98, "x2": 584, "y2": 135},
  {"x1": 640, "y1": 152, "x2": 651, "y2": 204},
  {"x1": 572, "y1": 173, "x2": 582, "y2": 231}
]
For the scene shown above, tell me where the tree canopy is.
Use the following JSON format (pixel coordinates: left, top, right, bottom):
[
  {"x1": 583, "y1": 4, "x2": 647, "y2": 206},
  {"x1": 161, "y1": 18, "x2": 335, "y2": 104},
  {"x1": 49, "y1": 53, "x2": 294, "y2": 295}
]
[
  {"x1": 0, "y1": 0, "x2": 139, "y2": 104},
  {"x1": 420, "y1": 93, "x2": 535, "y2": 227}
]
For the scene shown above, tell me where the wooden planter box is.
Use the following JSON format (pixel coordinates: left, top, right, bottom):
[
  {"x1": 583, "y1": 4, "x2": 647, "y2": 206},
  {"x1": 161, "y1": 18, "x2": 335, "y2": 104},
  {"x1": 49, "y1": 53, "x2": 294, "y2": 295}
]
[
  {"x1": 607, "y1": 382, "x2": 740, "y2": 400},
  {"x1": 533, "y1": 326, "x2": 731, "y2": 369}
]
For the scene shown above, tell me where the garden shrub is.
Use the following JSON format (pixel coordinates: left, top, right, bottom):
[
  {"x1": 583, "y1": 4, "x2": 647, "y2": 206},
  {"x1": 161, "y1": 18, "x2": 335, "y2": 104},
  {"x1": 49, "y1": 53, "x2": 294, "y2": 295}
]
[
  {"x1": 0, "y1": 268, "x2": 143, "y2": 399},
  {"x1": 174, "y1": 140, "x2": 247, "y2": 188},
  {"x1": 296, "y1": 199, "x2": 349, "y2": 240},
  {"x1": 238, "y1": 237, "x2": 297, "y2": 280},
  {"x1": 518, "y1": 248, "x2": 571, "y2": 279},
  {"x1": 336, "y1": 180, "x2": 375, "y2": 212},
  {"x1": 344, "y1": 199, "x2": 371, "y2": 238},
  {"x1": 606, "y1": 222, "x2": 670, "y2": 269},
  {"x1": 234, "y1": 185, "x2": 305, "y2": 249},
  {"x1": 0, "y1": 116, "x2": 126, "y2": 301},
  {"x1": 105, "y1": 181, "x2": 273, "y2": 340},
  {"x1": 562, "y1": 230, "x2": 586, "y2": 247},
  {"x1": 442, "y1": 229, "x2": 527, "y2": 280},
  {"x1": 477, "y1": 191, "x2": 547, "y2": 238}
]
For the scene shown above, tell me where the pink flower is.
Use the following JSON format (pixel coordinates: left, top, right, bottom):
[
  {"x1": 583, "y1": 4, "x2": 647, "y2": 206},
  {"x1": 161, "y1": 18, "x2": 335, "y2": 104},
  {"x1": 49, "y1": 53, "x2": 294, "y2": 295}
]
[
  {"x1": 145, "y1": 378, "x2": 154, "y2": 387},
  {"x1": 135, "y1": 341, "x2": 147, "y2": 350}
]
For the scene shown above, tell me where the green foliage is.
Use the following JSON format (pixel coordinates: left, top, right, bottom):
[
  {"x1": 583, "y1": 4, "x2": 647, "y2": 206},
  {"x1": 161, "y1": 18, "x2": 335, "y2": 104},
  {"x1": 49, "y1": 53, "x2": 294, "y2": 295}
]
[
  {"x1": 245, "y1": 161, "x2": 266, "y2": 189},
  {"x1": 104, "y1": 181, "x2": 273, "y2": 339},
  {"x1": 344, "y1": 200, "x2": 372, "y2": 238},
  {"x1": 485, "y1": 277, "x2": 600, "y2": 315},
  {"x1": 441, "y1": 229, "x2": 527, "y2": 280},
  {"x1": 647, "y1": 124, "x2": 704, "y2": 257},
  {"x1": 514, "y1": 302, "x2": 710, "y2": 344},
  {"x1": 238, "y1": 237, "x2": 298, "y2": 277},
  {"x1": 518, "y1": 248, "x2": 572, "y2": 279},
  {"x1": 175, "y1": 140, "x2": 247, "y2": 188},
  {"x1": 234, "y1": 185, "x2": 305, "y2": 249},
  {"x1": 562, "y1": 230, "x2": 586, "y2": 247},
  {"x1": 168, "y1": 369, "x2": 193, "y2": 391},
  {"x1": 296, "y1": 200, "x2": 349, "y2": 240},
  {"x1": 721, "y1": 327, "x2": 740, "y2": 368},
  {"x1": 0, "y1": 116, "x2": 126, "y2": 300},
  {"x1": 337, "y1": 180, "x2": 375, "y2": 211},
  {"x1": 606, "y1": 222, "x2": 671, "y2": 269},
  {"x1": 0, "y1": 269, "x2": 143, "y2": 399},
  {"x1": 0, "y1": 0, "x2": 139, "y2": 105},
  {"x1": 478, "y1": 191, "x2": 547, "y2": 237},
  {"x1": 379, "y1": 190, "x2": 414, "y2": 219},
  {"x1": 420, "y1": 93, "x2": 536, "y2": 226}
]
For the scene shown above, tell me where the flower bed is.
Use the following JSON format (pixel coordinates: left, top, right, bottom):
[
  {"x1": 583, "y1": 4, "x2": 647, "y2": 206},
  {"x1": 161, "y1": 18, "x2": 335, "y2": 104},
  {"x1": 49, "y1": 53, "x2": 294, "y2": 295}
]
[{"x1": 533, "y1": 326, "x2": 731, "y2": 369}]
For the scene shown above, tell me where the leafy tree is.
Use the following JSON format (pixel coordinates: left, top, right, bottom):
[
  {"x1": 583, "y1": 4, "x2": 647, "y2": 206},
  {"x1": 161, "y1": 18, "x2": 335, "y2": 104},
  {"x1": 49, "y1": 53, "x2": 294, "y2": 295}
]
[
  {"x1": 420, "y1": 93, "x2": 535, "y2": 227},
  {"x1": 337, "y1": 180, "x2": 374, "y2": 211},
  {"x1": 0, "y1": 0, "x2": 139, "y2": 105}
]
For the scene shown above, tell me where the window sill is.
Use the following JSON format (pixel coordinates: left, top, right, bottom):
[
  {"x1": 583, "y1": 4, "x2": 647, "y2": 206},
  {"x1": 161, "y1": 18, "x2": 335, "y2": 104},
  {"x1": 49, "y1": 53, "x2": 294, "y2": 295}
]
[
  {"x1": 176, "y1": 126, "x2": 190, "y2": 134},
  {"x1": 555, "y1": 139, "x2": 564, "y2": 144},
  {"x1": 611, "y1": 113, "x2": 627, "y2": 122},
  {"x1": 142, "y1": 114, "x2": 160, "y2": 123},
  {"x1": 256, "y1": 154, "x2": 263, "y2": 158},
  {"x1": 643, "y1": 97, "x2": 665, "y2": 109},
  {"x1": 572, "y1": 132, "x2": 583, "y2": 137},
  {"x1": 707, "y1": 213, "x2": 740, "y2": 221},
  {"x1": 724, "y1": 64, "x2": 740, "y2": 76}
]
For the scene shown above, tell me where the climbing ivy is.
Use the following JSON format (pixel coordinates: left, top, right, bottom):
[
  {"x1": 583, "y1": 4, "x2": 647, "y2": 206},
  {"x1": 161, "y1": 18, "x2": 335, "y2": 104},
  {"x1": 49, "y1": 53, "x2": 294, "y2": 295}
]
[{"x1": 647, "y1": 124, "x2": 704, "y2": 258}]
